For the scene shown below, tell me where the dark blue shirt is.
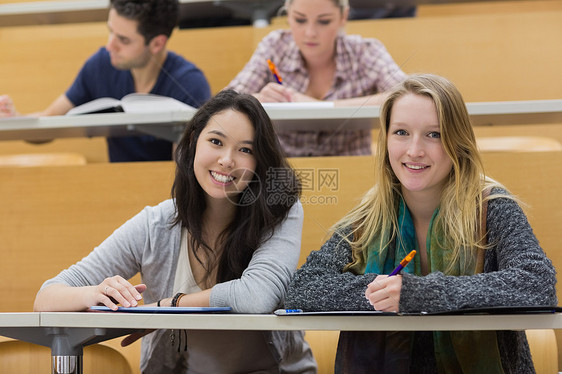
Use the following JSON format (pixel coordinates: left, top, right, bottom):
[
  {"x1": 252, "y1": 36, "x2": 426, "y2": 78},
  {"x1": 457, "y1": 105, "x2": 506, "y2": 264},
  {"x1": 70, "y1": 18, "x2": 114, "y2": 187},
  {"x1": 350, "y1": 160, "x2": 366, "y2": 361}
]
[{"x1": 66, "y1": 47, "x2": 211, "y2": 162}]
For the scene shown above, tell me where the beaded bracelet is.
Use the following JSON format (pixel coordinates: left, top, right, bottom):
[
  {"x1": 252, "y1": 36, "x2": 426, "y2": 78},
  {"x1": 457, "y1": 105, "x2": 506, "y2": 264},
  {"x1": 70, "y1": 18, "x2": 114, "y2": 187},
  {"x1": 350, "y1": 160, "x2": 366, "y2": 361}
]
[{"x1": 171, "y1": 292, "x2": 185, "y2": 307}]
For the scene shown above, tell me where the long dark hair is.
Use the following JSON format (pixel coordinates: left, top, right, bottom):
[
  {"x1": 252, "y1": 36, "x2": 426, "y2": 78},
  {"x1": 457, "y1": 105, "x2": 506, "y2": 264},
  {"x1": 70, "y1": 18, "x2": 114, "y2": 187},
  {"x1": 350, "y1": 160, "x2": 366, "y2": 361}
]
[{"x1": 172, "y1": 89, "x2": 301, "y2": 283}]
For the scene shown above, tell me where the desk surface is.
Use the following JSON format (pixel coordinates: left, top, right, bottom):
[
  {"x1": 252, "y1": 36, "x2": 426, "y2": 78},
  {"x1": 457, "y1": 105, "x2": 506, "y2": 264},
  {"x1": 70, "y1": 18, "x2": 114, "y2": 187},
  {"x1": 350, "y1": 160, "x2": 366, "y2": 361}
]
[
  {"x1": 1, "y1": 312, "x2": 561, "y2": 332},
  {"x1": 0, "y1": 0, "x2": 282, "y2": 27},
  {"x1": 0, "y1": 311, "x2": 560, "y2": 362},
  {"x1": 269, "y1": 99, "x2": 562, "y2": 132},
  {"x1": 1, "y1": 99, "x2": 561, "y2": 143},
  {"x1": 0, "y1": 312, "x2": 39, "y2": 327},
  {"x1": 1, "y1": 0, "x2": 532, "y2": 27},
  {"x1": 0, "y1": 111, "x2": 189, "y2": 142}
]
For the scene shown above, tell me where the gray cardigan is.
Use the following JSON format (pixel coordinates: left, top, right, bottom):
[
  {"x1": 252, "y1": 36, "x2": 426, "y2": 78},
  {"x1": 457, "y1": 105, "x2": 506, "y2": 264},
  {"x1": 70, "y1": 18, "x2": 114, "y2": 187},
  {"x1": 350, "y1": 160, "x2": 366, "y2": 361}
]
[
  {"x1": 285, "y1": 189, "x2": 557, "y2": 373},
  {"x1": 41, "y1": 199, "x2": 316, "y2": 373}
]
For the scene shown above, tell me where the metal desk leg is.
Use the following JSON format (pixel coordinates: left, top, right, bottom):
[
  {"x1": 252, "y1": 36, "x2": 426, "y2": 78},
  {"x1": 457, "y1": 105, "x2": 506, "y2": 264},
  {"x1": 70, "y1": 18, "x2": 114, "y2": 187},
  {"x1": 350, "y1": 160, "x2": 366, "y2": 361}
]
[
  {"x1": 52, "y1": 355, "x2": 82, "y2": 374},
  {"x1": 0, "y1": 325, "x2": 140, "y2": 374},
  {"x1": 48, "y1": 327, "x2": 139, "y2": 374},
  {"x1": 49, "y1": 327, "x2": 85, "y2": 374}
]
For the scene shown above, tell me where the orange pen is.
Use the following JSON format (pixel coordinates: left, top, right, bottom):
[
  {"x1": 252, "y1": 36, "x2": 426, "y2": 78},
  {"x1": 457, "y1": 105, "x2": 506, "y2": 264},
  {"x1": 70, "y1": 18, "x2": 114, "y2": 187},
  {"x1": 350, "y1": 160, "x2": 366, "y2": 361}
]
[{"x1": 267, "y1": 59, "x2": 283, "y2": 85}]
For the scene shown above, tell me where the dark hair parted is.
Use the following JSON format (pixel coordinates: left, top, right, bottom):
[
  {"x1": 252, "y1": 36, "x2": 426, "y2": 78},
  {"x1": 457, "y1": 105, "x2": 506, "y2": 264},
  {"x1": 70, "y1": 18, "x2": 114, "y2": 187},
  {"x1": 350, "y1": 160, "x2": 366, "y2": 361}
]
[
  {"x1": 172, "y1": 89, "x2": 301, "y2": 283},
  {"x1": 110, "y1": 0, "x2": 179, "y2": 43}
]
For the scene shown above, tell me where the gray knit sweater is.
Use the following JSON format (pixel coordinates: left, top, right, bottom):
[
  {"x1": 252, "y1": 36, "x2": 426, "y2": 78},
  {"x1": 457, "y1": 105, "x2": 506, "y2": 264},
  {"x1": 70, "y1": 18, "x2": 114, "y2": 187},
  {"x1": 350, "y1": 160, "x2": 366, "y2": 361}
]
[{"x1": 285, "y1": 189, "x2": 557, "y2": 373}]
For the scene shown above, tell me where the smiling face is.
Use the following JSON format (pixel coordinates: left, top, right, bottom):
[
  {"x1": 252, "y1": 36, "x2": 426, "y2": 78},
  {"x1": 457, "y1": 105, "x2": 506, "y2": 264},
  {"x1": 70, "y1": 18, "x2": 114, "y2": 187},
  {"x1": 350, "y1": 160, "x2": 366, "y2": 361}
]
[
  {"x1": 193, "y1": 109, "x2": 257, "y2": 205},
  {"x1": 105, "y1": 8, "x2": 152, "y2": 70},
  {"x1": 387, "y1": 93, "x2": 453, "y2": 201},
  {"x1": 287, "y1": 0, "x2": 347, "y2": 62}
]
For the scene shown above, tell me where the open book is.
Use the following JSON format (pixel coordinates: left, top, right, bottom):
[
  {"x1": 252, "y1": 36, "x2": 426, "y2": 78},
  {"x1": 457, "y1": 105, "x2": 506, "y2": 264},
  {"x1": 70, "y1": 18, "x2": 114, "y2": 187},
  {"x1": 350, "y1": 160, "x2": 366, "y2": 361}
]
[{"x1": 67, "y1": 93, "x2": 196, "y2": 115}]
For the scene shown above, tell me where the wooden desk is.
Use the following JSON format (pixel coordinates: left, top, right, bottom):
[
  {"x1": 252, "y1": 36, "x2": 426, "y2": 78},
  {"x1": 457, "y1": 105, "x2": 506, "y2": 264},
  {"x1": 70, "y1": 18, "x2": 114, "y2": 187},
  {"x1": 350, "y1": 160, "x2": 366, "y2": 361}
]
[
  {"x1": 0, "y1": 312, "x2": 38, "y2": 328},
  {"x1": 2, "y1": 311, "x2": 562, "y2": 372},
  {"x1": 0, "y1": 0, "x2": 282, "y2": 27},
  {"x1": 269, "y1": 99, "x2": 562, "y2": 132},
  {"x1": 1, "y1": 99, "x2": 560, "y2": 142},
  {"x1": 38, "y1": 311, "x2": 562, "y2": 332},
  {"x1": 0, "y1": 111, "x2": 189, "y2": 142},
  {"x1": 1, "y1": 0, "x2": 543, "y2": 27},
  {"x1": 0, "y1": 311, "x2": 560, "y2": 374}
]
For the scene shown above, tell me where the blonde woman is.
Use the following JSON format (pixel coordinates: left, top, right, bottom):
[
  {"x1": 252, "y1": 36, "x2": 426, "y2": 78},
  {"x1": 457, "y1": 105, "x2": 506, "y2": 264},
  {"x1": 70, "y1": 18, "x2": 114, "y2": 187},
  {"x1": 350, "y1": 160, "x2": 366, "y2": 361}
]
[
  {"x1": 227, "y1": 0, "x2": 406, "y2": 156},
  {"x1": 285, "y1": 74, "x2": 557, "y2": 373}
]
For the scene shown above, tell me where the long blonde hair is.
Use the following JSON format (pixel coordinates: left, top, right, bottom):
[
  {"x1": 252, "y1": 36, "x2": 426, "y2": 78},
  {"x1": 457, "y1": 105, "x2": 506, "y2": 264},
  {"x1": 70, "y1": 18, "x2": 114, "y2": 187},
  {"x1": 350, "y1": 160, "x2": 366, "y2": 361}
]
[{"x1": 339, "y1": 74, "x2": 505, "y2": 274}]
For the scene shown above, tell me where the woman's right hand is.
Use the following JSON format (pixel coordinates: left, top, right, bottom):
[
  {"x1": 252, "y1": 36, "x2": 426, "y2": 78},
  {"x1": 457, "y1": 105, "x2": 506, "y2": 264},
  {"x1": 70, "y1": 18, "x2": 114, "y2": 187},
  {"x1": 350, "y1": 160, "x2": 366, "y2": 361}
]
[
  {"x1": 90, "y1": 276, "x2": 146, "y2": 311},
  {"x1": 254, "y1": 83, "x2": 293, "y2": 102},
  {"x1": 365, "y1": 275, "x2": 402, "y2": 312}
]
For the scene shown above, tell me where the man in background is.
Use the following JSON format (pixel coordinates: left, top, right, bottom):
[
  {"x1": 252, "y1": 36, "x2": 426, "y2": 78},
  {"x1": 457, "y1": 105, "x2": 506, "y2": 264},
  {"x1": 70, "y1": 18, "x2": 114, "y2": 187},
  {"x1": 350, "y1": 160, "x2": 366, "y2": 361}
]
[{"x1": 0, "y1": 0, "x2": 211, "y2": 162}]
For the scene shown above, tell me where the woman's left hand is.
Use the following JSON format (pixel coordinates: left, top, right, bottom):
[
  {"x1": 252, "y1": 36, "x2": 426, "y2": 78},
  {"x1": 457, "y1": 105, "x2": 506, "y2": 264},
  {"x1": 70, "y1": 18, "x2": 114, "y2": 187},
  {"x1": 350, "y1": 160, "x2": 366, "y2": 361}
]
[
  {"x1": 365, "y1": 275, "x2": 403, "y2": 312},
  {"x1": 255, "y1": 83, "x2": 292, "y2": 102}
]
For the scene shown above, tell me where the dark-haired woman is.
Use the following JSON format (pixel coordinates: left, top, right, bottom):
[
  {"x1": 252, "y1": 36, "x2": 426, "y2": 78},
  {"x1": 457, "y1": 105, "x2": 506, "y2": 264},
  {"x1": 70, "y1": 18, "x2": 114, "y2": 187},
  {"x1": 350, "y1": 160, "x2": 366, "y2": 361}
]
[{"x1": 34, "y1": 90, "x2": 316, "y2": 373}]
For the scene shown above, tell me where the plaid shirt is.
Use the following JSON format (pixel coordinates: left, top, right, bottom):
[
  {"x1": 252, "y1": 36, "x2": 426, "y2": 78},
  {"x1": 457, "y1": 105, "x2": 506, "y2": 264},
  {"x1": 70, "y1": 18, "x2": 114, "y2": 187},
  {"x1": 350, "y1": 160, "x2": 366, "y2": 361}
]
[{"x1": 227, "y1": 29, "x2": 407, "y2": 156}]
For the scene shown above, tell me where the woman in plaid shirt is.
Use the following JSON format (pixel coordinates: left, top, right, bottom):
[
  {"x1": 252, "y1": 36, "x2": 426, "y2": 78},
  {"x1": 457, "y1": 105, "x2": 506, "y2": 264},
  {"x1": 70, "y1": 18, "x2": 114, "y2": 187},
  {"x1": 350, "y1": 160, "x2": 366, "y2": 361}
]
[{"x1": 227, "y1": 0, "x2": 407, "y2": 157}]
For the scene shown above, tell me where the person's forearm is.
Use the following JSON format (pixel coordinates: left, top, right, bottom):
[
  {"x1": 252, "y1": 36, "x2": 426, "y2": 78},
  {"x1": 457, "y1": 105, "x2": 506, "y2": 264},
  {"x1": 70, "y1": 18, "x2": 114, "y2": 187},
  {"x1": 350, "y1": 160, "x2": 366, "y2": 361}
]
[
  {"x1": 157, "y1": 289, "x2": 211, "y2": 308},
  {"x1": 41, "y1": 94, "x2": 74, "y2": 116},
  {"x1": 33, "y1": 283, "x2": 93, "y2": 312}
]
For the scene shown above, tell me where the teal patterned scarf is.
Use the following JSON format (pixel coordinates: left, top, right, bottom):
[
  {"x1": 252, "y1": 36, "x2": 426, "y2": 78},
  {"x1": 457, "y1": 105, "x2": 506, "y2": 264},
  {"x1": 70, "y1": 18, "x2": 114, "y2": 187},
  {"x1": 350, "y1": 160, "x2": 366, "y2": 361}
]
[{"x1": 363, "y1": 199, "x2": 504, "y2": 373}]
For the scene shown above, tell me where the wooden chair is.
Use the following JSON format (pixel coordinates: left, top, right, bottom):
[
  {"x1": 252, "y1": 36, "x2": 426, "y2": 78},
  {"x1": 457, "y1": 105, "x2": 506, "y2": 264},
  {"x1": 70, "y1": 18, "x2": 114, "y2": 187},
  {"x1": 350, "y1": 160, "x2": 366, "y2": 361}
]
[
  {"x1": 304, "y1": 330, "x2": 558, "y2": 373},
  {"x1": 526, "y1": 329, "x2": 559, "y2": 374},
  {"x1": 476, "y1": 136, "x2": 562, "y2": 152},
  {"x1": 304, "y1": 331, "x2": 339, "y2": 373},
  {"x1": 0, "y1": 337, "x2": 132, "y2": 374},
  {"x1": 0, "y1": 152, "x2": 87, "y2": 167}
]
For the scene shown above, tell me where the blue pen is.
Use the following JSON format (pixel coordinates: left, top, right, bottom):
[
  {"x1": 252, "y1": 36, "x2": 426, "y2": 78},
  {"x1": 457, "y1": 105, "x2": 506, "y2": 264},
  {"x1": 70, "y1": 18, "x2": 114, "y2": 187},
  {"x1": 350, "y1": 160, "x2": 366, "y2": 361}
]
[
  {"x1": 274, "y1": 309, "x2": 302, "y2": 315},
  {"x1": 389, "y1": 250, "x2": 416, "y2": 276}
]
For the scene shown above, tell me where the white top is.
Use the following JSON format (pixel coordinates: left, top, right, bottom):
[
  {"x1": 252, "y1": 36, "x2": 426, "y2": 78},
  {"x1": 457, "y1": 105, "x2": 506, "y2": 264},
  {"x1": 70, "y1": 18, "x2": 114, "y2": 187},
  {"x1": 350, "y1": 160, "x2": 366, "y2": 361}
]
[{"x1": 174, "y1": 228, "x2": 277, "y2": 373}]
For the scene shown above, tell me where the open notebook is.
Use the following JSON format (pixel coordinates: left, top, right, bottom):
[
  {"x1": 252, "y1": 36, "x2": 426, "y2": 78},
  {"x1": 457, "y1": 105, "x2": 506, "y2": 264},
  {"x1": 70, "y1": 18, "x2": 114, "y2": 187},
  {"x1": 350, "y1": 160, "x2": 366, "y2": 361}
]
[{"x1": 274, "y1": 305, "x2": 562, "y2": 316}]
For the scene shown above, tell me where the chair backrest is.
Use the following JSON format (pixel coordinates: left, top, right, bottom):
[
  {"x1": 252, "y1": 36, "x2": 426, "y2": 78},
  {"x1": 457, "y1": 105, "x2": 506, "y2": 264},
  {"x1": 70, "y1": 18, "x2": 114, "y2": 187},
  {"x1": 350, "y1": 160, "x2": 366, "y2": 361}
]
[
  {"x1": 477, "y1": 136, "x2": 562, "y2": 152},
  {"x1": 306, "y1": 329, "x2": 558, "y2": 373},
  {"x1": 304, "y1": 331, "x2": 340, "y2": 373},
  {"x1": 0, "y1": 152, "x2": 87, "y2": 167},
  {"x1": 525, "y1": 329, "x2": 558, "y2": 374}
]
